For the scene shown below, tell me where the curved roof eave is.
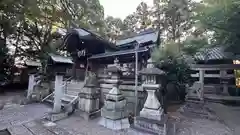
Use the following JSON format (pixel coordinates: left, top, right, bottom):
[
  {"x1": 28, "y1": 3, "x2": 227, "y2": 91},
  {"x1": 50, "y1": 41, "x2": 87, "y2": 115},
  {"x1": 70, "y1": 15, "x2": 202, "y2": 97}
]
[{"x1": 62, "y1": 28, "x2": 118, "y2": 51}]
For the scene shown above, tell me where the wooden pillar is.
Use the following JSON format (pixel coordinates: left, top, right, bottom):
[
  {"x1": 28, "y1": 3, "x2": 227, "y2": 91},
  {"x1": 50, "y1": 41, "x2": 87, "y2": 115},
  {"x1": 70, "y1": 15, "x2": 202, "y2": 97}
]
[{"x1": 199, "y1": 70, "x2": 205, "y2": 100}]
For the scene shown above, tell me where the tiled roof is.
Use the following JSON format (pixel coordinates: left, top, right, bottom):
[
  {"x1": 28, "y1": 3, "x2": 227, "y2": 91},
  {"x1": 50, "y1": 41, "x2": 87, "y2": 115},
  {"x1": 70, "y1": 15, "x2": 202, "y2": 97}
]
[
  {"x1": 89, "y1": 47, "x2": 149, "y2": 59},
  {"x1": 116, "y1": 30, "x2": 159, "y2": 46},
  {"x1": 63, "y1": 28, "x2": 117, "y2": 51},
  {"x1": 194, "y1": 47, "x2": 233, "y2": 61},
  {"x1": 49, "y1": 54, "x2": 73, "y2": 64}
]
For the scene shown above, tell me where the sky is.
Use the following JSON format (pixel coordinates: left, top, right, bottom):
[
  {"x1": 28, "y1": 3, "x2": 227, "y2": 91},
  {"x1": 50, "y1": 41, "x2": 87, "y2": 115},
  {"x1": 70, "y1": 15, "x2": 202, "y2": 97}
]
[{"x1": 99, "y1": 0, "x2": 153, "y2": 19}]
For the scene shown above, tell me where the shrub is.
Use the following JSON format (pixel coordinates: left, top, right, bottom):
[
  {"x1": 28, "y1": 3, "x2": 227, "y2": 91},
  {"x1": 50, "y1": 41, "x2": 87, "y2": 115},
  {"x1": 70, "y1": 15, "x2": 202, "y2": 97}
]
[{"x1": 155, "y1": 55, "x2": 193, "y2": 102}]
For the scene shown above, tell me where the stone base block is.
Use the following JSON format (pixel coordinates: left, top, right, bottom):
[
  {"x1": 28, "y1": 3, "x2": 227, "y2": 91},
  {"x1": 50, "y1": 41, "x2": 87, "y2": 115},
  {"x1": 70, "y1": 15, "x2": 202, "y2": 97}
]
[
  {"x1": 98, "y1": 117, "x2": 130, "y2": 130},
  {"x1": 77, "y1": 109, "x2": 101, "y2": 121},
  {"x1": 47, "y1": 112, "x2": 68, "y2": 122},
  {"x1": 131, "y1": 115, "x2": 168, "y2": 135},
  {"x1": 101, "y1": 108, "x2": 128, "y2": 120},
  {"x1": 140, "y1": 108, "x2": 164, "y2": 121}
]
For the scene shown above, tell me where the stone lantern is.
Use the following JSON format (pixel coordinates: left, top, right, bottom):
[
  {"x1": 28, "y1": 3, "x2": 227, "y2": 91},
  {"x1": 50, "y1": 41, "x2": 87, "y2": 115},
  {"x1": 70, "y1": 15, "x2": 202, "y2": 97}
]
[
  {"x1": 131, "y1": 59, "x2": 168, "y2": 135},
  {"x1": 98, "y1": 58, "x2": 130, "y2": 130}
]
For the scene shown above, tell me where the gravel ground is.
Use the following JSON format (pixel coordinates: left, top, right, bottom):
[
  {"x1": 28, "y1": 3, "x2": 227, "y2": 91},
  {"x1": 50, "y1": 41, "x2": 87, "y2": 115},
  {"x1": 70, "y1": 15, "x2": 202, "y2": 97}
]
[
  {"x1": 0, "y1": 91, "x2": 26, "y2": 106},
  {"x1": 0, "y1": 103, "x2": 51, "y2": 130},
  {"x1": 170, "y1": 112, "x2": 232, "y2": 135},
  {"x1": 0, "y1": 91, "x2": 236, "y2": 135}
]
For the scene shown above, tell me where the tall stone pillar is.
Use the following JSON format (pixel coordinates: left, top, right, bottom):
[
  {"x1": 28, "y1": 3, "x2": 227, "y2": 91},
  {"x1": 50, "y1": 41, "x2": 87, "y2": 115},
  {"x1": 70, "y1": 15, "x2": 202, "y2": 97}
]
[
  {"x1": 53, "y1": 74, "x2": 64, "y2": 113},
  {"x1": 27, "y1": 74, "x2": 36, "y2": 98},
  {"x1": 98, "y1": 61, "x2": 130, "y2": 130},
  {"x1": 131, "y1": 60, "x2": 168, "y2": 135}
]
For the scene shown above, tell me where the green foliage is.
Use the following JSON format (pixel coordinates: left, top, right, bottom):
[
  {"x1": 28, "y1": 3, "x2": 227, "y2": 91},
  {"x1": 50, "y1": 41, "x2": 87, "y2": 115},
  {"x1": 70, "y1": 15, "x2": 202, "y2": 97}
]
[
  {"x1": 135, "y1": 2, "x2": 152, "y2": 31},
  {"x1": 155, "y1": 55, "x2": 193, "y2": 101},
  {"x1": 0, "y1": 40, "x2": 14, "y2": 82},
  {"x1": 152, "y1": 41, "x2": 193, "y2": 101},
  {"x1": 0, "y1": 0, "x2": 106, "y2": 74},
  {"x1": 182, "y1": 35, "x2": 209, "y2": 56},
  {"x1": 104, "y1": 16, "x2": 125, "y2": 41},
  {"x1": 198, "y1": 0, "x2": 240, "y2": 54}
]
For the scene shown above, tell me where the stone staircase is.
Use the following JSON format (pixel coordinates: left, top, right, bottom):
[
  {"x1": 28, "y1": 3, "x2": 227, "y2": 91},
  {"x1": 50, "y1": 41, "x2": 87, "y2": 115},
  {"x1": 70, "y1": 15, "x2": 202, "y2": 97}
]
[{"x1": 42, "y1": 81, "x2": 85, "y2": 121}]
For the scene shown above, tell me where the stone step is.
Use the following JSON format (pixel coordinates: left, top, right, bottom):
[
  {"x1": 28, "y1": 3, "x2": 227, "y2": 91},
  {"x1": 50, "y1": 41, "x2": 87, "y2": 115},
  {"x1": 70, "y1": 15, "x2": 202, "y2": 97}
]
[
  {"x1": 65, "y1": 88, "x2": 81, "y2": 92},
  {"x1": 7, "y1": 125, "x2": 33, "y2": 135},
  {"x1": 23, "y1": 121, "x2": 56, "y2": 135},
  {"x1": 61, "y1": 95, "x2": 78, "y2": 105},
  {"x1": 44, "y1": 95, "x2": 77, "y2": 108},
  {"x1": 65, "y1": 91, "x2": 79, "y2": 96}
]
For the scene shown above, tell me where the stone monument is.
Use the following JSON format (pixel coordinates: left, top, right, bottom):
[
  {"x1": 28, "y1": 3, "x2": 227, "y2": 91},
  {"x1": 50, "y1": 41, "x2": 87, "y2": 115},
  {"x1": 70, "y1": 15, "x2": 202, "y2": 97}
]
[
  {"x1": 78, "y1": 72, "x2": 101, "y2": 120},
  {"x1": 98, "y1": 59, "x2": 130, "y2": 130},
  {"x1": 131, "y1": 59, "x2": 168, "y2": 135}
]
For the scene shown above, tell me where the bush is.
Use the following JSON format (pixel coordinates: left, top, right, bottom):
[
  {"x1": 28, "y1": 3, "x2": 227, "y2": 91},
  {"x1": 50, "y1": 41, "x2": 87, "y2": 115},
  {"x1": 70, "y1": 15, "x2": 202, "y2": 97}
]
[{"x1": 155, "y1": 56, "x2": 193, "y2": 102}]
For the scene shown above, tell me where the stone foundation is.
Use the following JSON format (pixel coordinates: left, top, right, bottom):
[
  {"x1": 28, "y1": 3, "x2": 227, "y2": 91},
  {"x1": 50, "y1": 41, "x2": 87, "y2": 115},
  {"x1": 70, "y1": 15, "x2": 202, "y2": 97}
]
[
  {"x1": 98, "y1": 117, "x2": 130, "y2": 130},
  {"x1": 101, "y1": 108, "x2": 128, "y2": 120},
  {"x1": 132, "y1": 116, "x2": 168, "y2": 135}
]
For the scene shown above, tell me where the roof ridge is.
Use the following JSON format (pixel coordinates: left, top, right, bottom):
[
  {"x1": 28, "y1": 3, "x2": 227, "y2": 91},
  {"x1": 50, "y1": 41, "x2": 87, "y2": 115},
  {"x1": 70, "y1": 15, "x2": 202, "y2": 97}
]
[{"x1": 117, "y1": 30, "x2": 157, "y2": 41}]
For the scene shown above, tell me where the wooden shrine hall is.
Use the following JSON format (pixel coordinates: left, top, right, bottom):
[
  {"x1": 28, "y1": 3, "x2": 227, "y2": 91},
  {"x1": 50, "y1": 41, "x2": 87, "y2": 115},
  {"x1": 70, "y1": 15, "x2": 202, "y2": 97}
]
[{"x1": 62, "y1": 28, "x2": 160, "y2": 77}]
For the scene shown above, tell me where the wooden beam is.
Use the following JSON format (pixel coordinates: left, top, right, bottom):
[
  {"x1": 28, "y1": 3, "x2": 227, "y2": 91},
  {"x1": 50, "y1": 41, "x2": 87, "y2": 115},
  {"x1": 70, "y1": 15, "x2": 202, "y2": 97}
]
[
  {"x1": 191, "y1": 64, "x2": 240, "y2": 70},
  {"x1": 191, "y1": 73, "x2": 234, "y2": 78}
]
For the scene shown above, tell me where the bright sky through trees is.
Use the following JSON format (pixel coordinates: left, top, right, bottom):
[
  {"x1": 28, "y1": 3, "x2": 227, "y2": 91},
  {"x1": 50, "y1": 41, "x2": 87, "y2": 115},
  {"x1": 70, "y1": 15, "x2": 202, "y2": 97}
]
[{"x1": 100, "y1": 0, "x2": 153, "y2": 19}]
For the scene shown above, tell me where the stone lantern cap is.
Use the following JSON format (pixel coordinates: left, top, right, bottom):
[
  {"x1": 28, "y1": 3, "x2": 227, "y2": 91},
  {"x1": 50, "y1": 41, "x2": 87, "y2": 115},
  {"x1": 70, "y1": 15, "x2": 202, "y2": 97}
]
[
  {"x1": 139, "y1": 67, "x2": 165, "y2": 75},
  {"x1": 139, "y1": 58, "x2": 166, "y2": 75},
  {"x1": 105, "y1": 87, "x2": 124, "y2": 101}
]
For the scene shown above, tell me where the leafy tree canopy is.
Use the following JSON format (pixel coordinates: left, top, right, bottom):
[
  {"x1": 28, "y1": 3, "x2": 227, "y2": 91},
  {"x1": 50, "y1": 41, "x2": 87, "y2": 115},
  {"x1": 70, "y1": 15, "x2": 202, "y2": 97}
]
[{"x1": 197, "y1": 0, "x2": 240, "y2": 54}]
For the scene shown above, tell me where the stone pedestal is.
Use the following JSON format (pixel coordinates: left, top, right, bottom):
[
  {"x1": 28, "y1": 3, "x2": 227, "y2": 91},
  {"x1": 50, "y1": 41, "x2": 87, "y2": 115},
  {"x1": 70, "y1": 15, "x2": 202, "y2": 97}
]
[
  {"x1": 139, "y1": 84, "x2": 164, "y2": 121},
  {"x1": 98, "y1": 59, "x2": 130, "y2": 130},
  {"x1": 131, "y1": 59, "x2": 168, "y2": 135},
  {"x1": 78, "y1": 74, "x2": 101, "y2": 120}
]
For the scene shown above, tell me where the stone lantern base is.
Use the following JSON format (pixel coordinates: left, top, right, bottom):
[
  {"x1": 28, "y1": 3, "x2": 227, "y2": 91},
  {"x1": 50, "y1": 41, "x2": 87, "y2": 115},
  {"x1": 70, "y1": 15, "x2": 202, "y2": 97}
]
[
  {"x1": 131, "y1": 115, "x2": 168, "y2": 135},
  {"x1": 140, "y1": 107, "x2": 164, "y2": 121},
  {"x1": 98, "y1": 117, "x2": 130, "y2": 130}
]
